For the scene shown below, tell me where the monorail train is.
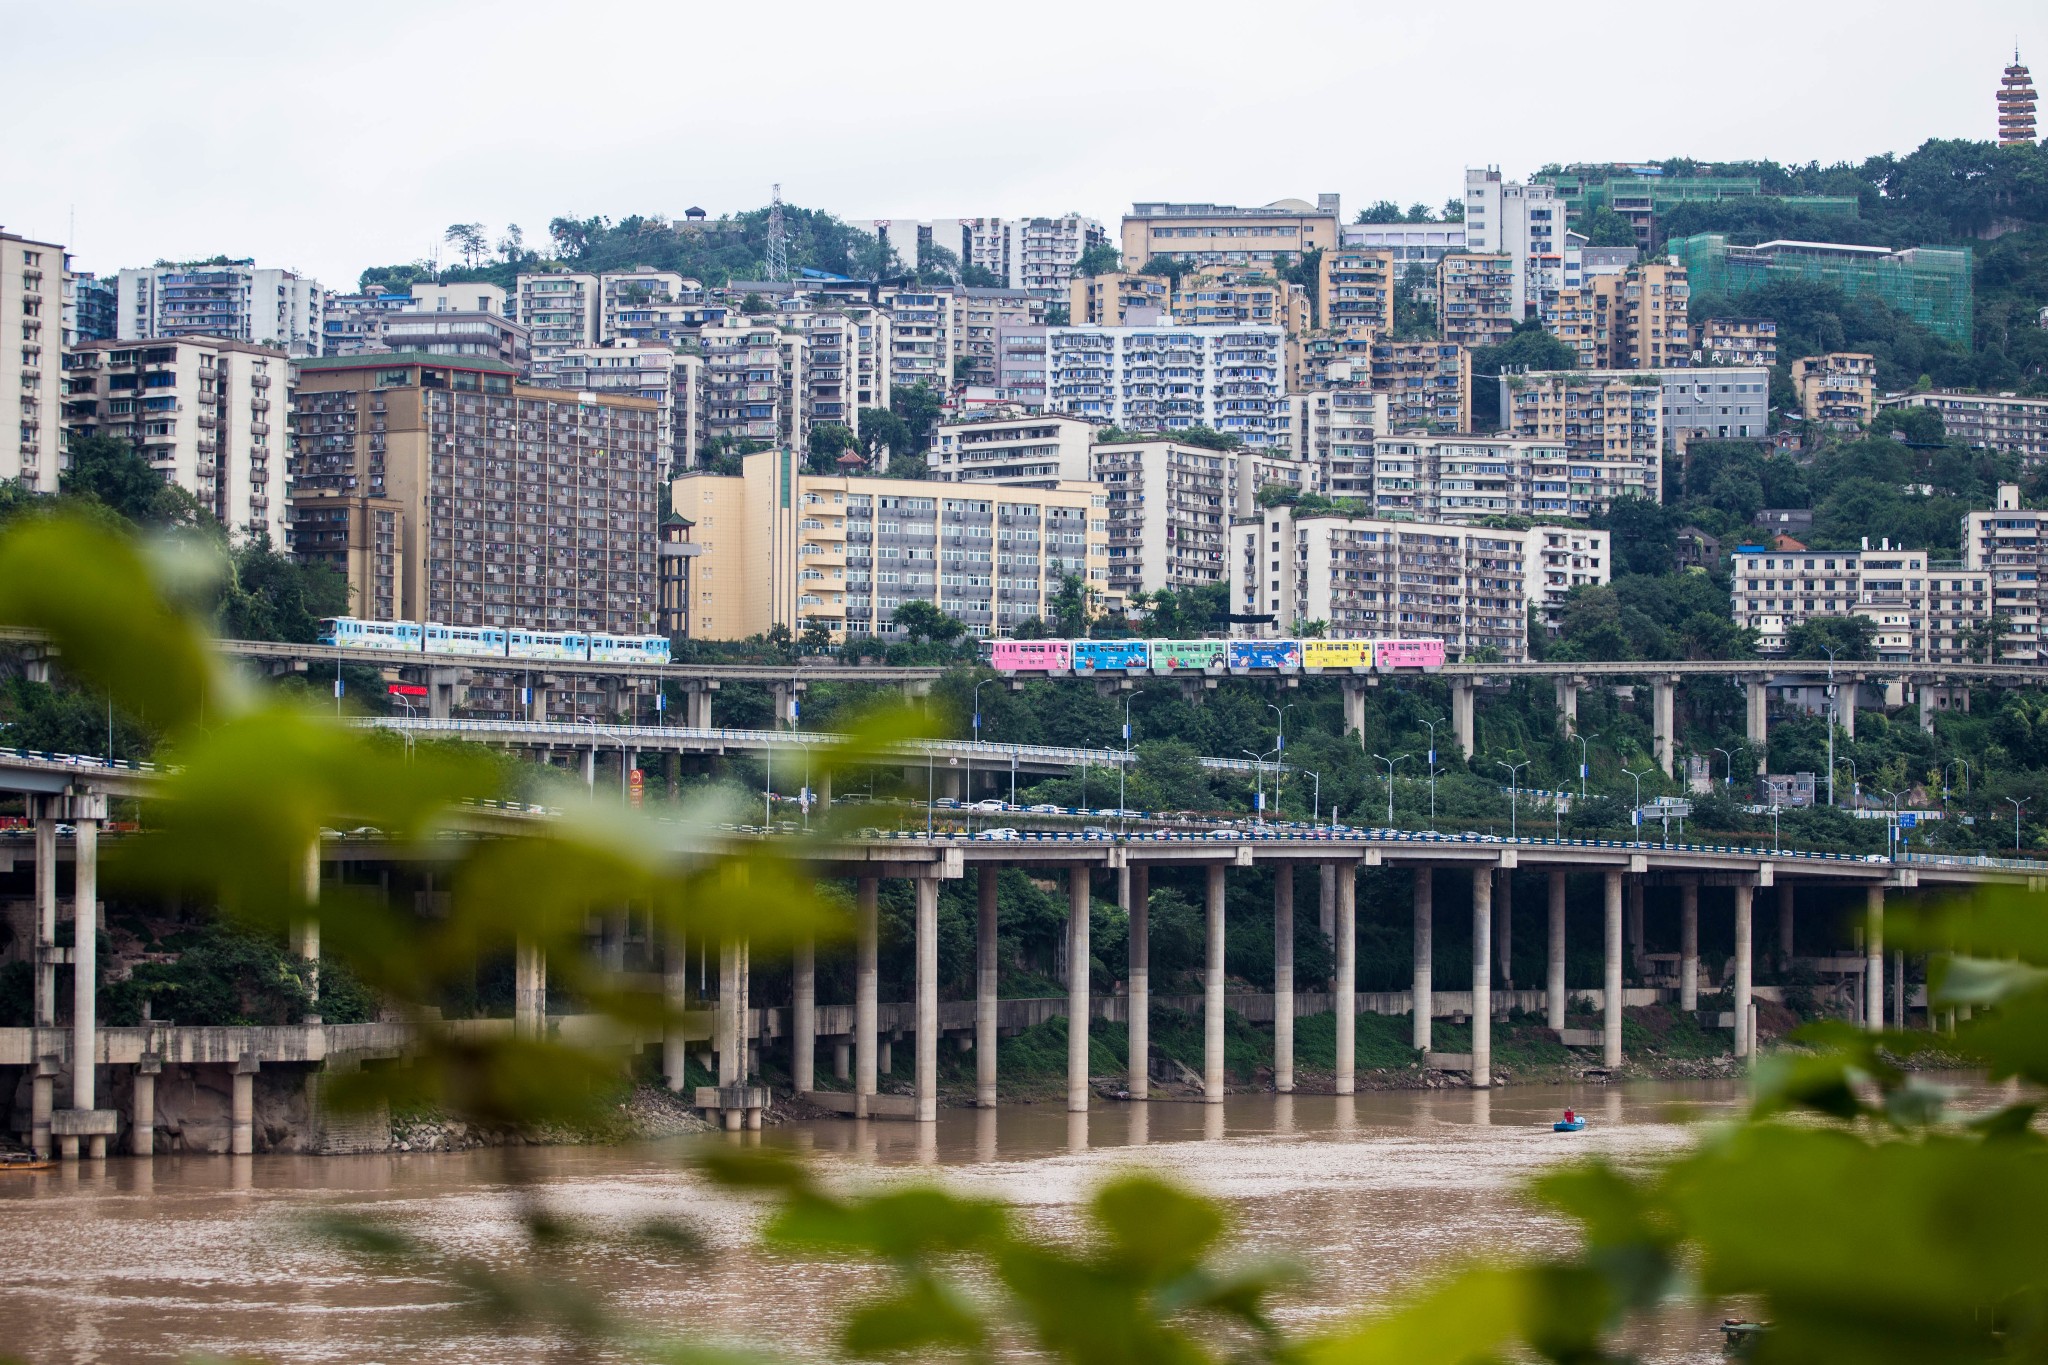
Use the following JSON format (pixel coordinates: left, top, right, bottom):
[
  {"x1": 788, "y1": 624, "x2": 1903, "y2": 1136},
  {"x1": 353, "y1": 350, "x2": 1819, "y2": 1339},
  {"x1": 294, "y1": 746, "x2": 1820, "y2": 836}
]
[
  {"x1": 983, "y1": 637, "x2": 1446, "y2": 675},
  {"x1": 319, "y1": 617, "x2": 673, "y2": 666}
]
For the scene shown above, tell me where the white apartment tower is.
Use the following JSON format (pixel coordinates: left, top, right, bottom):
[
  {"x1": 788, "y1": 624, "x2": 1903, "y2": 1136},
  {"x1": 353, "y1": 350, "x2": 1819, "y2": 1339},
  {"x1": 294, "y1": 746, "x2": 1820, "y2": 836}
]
[
  {"x1": 1047, "y1": 324, "x2": 1288, "y2": 447},
  {"x1": 61, "y1": 338, "x2": 290, "y2": 544},
  {"x1": 3, "y1": 230, "x2": 66, "y2": 490},
  {"x1": 1463, "y1": 168, "x2": 1568, "y2": 321},
  {"x1": 116, "y1": 262, "x2": 326, "y2": 356}
]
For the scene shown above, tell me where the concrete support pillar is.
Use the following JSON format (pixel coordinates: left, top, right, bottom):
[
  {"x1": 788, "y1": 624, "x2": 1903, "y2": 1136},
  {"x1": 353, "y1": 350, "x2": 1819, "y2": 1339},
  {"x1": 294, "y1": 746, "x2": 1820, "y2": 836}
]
[
  {"x1": 1893, "y1": 950, "x2": 1907, "y2": 1029},
  {"x1": 1603, "y1": 869, "x2": 1624, "y2": 1068},
  {"x1": 916, "y1": 876, "x2": 940, "y2": 1122},
  {"x1": 72, "y1": 815, "x2": 100, "y2": 1120},
  {"x1": 1778, "y1": 882, "x2": 1795, "y2": 967},
  {"x1": 1066, "y1": 868, "x2": 1090, "y2": 1113},
  {"x1": 515, "y1": 936, "x2": 546, "y2": 1039},
  {"x1": 661, "y1": 930, "x2": 688, "y2": 1090},
  {"x1": 1627, "y1": 879, "x2": 1646, "y2": 976},
  {"x1": 1450, "y1": 681, "x2": 1475, "y2": 758},
  {"x1": 1412, "y1": 866, "x2": 1433, "y2": 1051},
  {"x1": 1546, "y1": 870, "x2": 1567, "y2": 1032},
  {"x1": 131, "y1": 1058, "x2": 159, "y2": 1156},
  {"x1": 1203, "y1": 864, "x2": 1226, "y2": 1104},
  {"x1": 1679, "y1": 880, "x2": 1700, "y2": 1013},
  {"x1": 1734, "y1": 884, "x2": 1755, "y2": 1057},
  {"x1": 716, "y1": 938, "x2": 740, "y2": 1086},
  {"x1": 1865, "y1": 884, "x2": 1885, "y2": 1032},
  {"x1": 1470, "y1": 867, "x2": 1492, "y2": 1089},
  {"x1": 1652, "y1": 676, "x2": 1677, "y2": 779},
  {"x1": 1838, "y1": 683, "x2": 1858, "y2": 742},
  {"x1": 976, "y1": 865, "x2": 998, "y2": 1109},
  {"x1": 230, "y1": 1058, "x2": 257, "y2": 1156},
  {"x1": 1494, "y1": 868, "x2": 1513, "y2": 989},
  {"x1": 1335, "y1": 862, "x2": 1357, "y2": 1095},
  {"x1": 30, "y1": 1064, "x2": 52, "y2": 1160},
  {"x1": 1745, "y1": 680, "x2": 1769, "y2": 771},
  {"x1": 792, "y1": 935, "x2": 816, "y2": 1094},
  {"x1": 1273, "y1": 866, "x2": 1294, "y2": 1095},
  {"x1": 1341, "y1": 682, "x2": 1366, "y2": 736},
  {"x1": 1319, "y1": 864, "x2": 1336, "y2": 944},
  {"x1": 1128, "y1": 863, "x2": 1150, "y2": 1100},
  {"x1": 582, "y1": 747, "x2": 596, "y2": 789},
  {"x1": 1555, "y1": 678, "x2": 1579, "y2": 737},
  {"x1": 1919, "y1": 683, "x2": 1937, "y2": 735},
  {"x1": 834, "y1": 1042, "x2": 850, "y2": 1081},
  {"x1": 34, "y1": 809, "x2": 57, "y2": 1031},
  {"x1": 855, "y1": 877, "x2": 878, "y2": 1117}
]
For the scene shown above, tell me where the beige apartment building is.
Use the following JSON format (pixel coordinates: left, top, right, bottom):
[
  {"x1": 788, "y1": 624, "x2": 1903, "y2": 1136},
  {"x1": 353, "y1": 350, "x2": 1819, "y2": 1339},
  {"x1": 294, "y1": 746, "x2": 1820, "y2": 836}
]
[
  {"x1": 513, "y1": 272, "x2": 601, "y2": 381},
  {"x1": 62, "y1": 337, "x2": 290, "y2": 543},
  {"x1": 288, "y1": 353, "x2": 661, "y2": 632},
  {"x1": 1436, "y1": 253, "x2": 1516, "y2": 349},
  {"x1": 1290, "y1": 328, "x2": 1472, "y2": 434},
  {"x1": 1881, "y1": 390, "x2": 2048, "y2": 463},
  {"x1": 1503, "y1": 371, "x2": 1663, "y2": 501},
  {"x1": 1696, "y1": 316, "x2": 1779, "y2": 368},
  {"x1": 1230, "y1": 506, "x2": 1609, "y2": 659},
  {"x1": 3, "y1": 230, "x2": 65, "y2": 491},
  {"x1": 1170, "y1": 269, "x2": 1309, "y2": 333},
  {"x1": 673, "y1": 450, "x2": 1111, "y2": 640},
  {"x1": 1792, "y1": 352, "x2": 1876, "y2": 430},
  {"x1": 1619, "y1": 261, "x2": 1691, "y2": 369},
  {"x1": 1733, "y1": 539, "x2": 1990, "y2": 664},
  {"x1": 1091, "y1": 439, "x2": 1315, "y2": 598},
  {"x1": 1121, "y1": 197, "x2": 1341, "y2": 270},
  {"x1": 1317, "y1": 248, "x2": 1396, "y2": 334},
  {"x1": 1069, "y1": 272, "x2": 1171, "y2": 326}
]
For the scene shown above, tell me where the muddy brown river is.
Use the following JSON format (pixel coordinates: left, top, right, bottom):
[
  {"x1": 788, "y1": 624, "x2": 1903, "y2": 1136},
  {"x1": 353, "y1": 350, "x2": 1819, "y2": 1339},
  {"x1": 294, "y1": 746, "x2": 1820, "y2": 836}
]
[{"x1": 0, "y1": 1081, "x2": 1749, "y2": 1362}]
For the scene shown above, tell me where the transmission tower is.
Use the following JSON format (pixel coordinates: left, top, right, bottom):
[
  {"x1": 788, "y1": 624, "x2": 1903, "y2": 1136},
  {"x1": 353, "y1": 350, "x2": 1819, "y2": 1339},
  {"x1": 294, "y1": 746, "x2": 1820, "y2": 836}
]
[{"x1": 765, "y1": 183, "x2": 789, "y2": 282}]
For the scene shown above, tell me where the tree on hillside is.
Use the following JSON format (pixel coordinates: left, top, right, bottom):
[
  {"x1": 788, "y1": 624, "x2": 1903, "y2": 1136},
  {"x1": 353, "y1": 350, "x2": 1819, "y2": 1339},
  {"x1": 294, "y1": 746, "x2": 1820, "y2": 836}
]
[
  {"x1": 1579, "y1": 208, "x2": 1638, "y2": 246},
  {"x1": 495, "y1": 224, "x2": 527, "y2": 264},
  {"x1": 1473, "y1": 320, "x2": 1576, "y2": 379},
  {"x1": 805, "y1": 423, "x2": 858, "y2": 474},
  {"x1": 1355, "y1": 200, "x2": 1404, "y2": 224},
  {"x1": 856, "y1": 407, "x2": 910, "y2": 465},
  {"x1": 1393, "y1": 263, "x2": 1437, "y2": 339},
  {"x1": 60, "y1": 436, "x2": 205, "y2": 529},
  {"x1": 1074, "y1": 243, "x2": 1120, "y2": 277},
  {"x1": 214, "y1": 538, "x2": 349, "y2": 644},
  {"x1": 1782, "y1": 614, "x2": 1876, "y2": 662},
  {"x1": 443, "y1": 223, "x2": 487, "y2": 270},
  {"x1": 891, "y1": 599, "x2": 964, "y2": 646},
  {"x1": 1597, "y1": 495, "x2": 1682, "y2": 576},
  {"x1": 1174, "y1": 426, "x2": 1243, "y2": 451}
]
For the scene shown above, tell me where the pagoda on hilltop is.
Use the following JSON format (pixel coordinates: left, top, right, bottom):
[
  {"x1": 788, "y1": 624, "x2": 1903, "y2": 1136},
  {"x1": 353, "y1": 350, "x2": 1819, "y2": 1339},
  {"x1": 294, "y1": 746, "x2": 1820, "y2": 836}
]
[{"x1": 2000, "y1": 48, "x2": 2038, "y2": 147}]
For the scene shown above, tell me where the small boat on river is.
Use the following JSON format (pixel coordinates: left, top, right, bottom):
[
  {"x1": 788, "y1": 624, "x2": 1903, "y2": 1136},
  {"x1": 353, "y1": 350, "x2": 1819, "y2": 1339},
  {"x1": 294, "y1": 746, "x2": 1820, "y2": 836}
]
[{"x1": 1553, "y1": 1108, "x2": 1586, "y2": 1133}]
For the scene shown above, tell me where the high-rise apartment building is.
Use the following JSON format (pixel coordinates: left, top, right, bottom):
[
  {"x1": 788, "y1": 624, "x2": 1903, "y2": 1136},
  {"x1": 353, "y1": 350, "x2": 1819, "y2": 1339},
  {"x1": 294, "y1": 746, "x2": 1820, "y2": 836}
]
[
  {"x1": 1092, "y1": 439, "x2": 1314, "y2": 597},
  {"x1": 1964, "y1": 484, "x2": 2045, "y2": 660},
  {"x1": 1879, "y1": 391, "x2": 2048, "y2": 464},
  {"x1": 1170, "y1": 269, "x2": 1308, "y2": 332},
  {"x1": 1120, "y1": 197, "x2": 1341, "y2": 270},
  {"x1": 1506, "y1": 366, "x2": 1767, "y2": 463},
  {"x1": 956, "y1": 288, "x2": 1045, "y2": 389},
  {"x1": 513, "y1": 272, "x2": 601, "y2": 382},
  {"x1": 374, "y1": 311, "x2": 532, "y2": 369},
  {"x1": 673, "y1": 450, "x2": 1111, "y2": 640},
  {"x1": 1669, "y1": 234, "x2": 1972, "y2": 345},
  {"x1": 288, "y1": 353, "x2": 660, "y2": 632},
  {"x1": 1733, "y1": 540, "x2": 1990, "y2": 664},
  {"x1": 2, "y1": 230, "x2": 66, "y2": 491},
  {"x1": 1317, "y1": 249, "x2": 1395, "y2": 333},
  {"x1": 62, "y1": 338, "x2": 290, "y2": 544},
  {"x1": 1047, "y1": 324, "x2": 1288, "y2": 447},
  {"x1": 116, "y1": 262, "x2": 326, "y2": 356},
  {"x1": 1792, "y1": 352, "x2": 1876, "y2": 430},
  {"x1": 699, "y1": 316, "x2": 803, "y2": 452},
  {"x1": 1618, "y1": 261, "x2": 1690, "y2": 369},
  {"x1": 1069, "y1": 272, "x2": 1171, "y2": 326},
  {"x1": 859, "y1": 216, "x2": 1107, "y2": 296},
  {"x1": 554, "y1": 340, "x2": 700, "y2": 472},
  {"x1": 1337, "y1": 222, "x2": 1468, "y2": 310},
  {"x1": 70, "y1": 273, "x2": 116, "y2": 344},
  {"x1": 1287, "y1": 384, "x2": 1386, "y2": 497},
  {"x1": 1230, "y1": 505, "x2": 1609, "y2": 659},
  {"x1": 883, "y1": 289, "x2": 957, "y2": 392},
  {"x1": 1462, "y1": 169, "x2": 1568, "y2": 319},
  {"x1": 1436, "y1": 253, "x2": 1516, "y2": 349},
  {"x1": 928, "y1": 414, "x2": 1097, "y2": 485}
]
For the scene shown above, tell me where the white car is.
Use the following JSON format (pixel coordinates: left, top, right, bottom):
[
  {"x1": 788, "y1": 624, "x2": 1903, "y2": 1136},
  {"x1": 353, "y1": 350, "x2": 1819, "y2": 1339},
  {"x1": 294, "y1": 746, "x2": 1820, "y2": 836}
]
[{"x1": 977, "y1": 827, "x2": 1022, "y2": 841}]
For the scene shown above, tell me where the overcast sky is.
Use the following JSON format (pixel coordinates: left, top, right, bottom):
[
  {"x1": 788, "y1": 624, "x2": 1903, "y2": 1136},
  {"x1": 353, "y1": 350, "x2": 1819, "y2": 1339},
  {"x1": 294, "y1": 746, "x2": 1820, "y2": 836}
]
[{"x1": 4, "y1": 1, "x2": 2042, "y2": 290}]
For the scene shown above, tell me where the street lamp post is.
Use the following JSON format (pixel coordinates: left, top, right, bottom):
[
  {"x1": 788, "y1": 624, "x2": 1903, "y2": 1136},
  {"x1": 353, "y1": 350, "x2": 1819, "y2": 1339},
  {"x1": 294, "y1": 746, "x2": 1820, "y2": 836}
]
[
  {"x1": 1497, "y1": 759, "x2": 1530, "y2": 841},
  {"x1": 1945, "y1": 757, "x2": 1972, "y2": 799},
  {"x1": 2008, "y1": 796, "x2": 2029, "y2": 856},
  {"x1": 1119, "y1": 691, "x2": 1141, "y2": 834},
  {"x1": 1371, "y1": 753, "x2": 1408, "y2": 828},
  {"x1": 1820, "y1": 645, "x2": 1841, "y2": 807},
  {"x1": 1575, "y1": 731, "x2": 1599, "y2": 804},
  {"x1": 1241, "y1": 749, "x2": 1265, "y2": 821},
  {"x1": 1267, "y1": 703, "x2": 1294, "y2": 814},
  {"x1": 1621, "y1": 765, "x2": 1648, "y2": 835},
  {"x1": 1879, "y1": 788, "x2": 1901, "y2": 860},
  {"x1": 1427, "y1": 762, "x2": 1444, "y2": 830},
  {"x1": 1305, "y1": 770, "x2": 1322, "y2": 827},
  {"x1": 971, "y1": 678, "x2": 993, "y2": 814},
  {"x1": 1836, "y1": 757, "x2": 1859, "y2": 811},
  {"x1": 1712, "y1": 746, "x2": 1736, "y2": 791}
]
